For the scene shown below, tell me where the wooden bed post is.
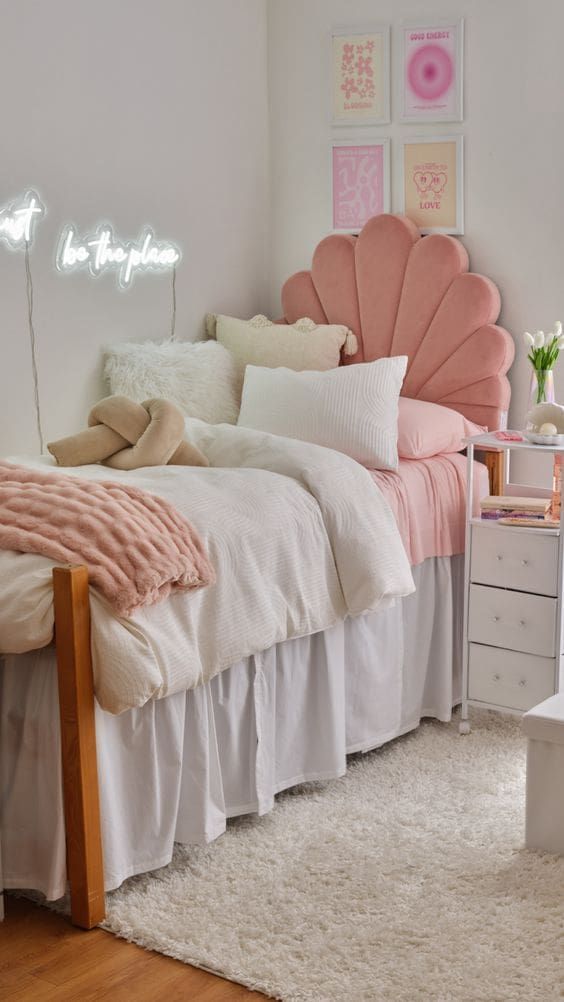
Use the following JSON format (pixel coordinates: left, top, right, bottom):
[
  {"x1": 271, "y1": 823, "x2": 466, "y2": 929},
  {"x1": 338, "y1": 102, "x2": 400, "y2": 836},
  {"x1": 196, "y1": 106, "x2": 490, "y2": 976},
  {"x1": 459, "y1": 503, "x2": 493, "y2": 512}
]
[
  {"x1": 53, "y1": 565, "x2": 105, "y2": 929},
  {"x1": 484, "y1": 450, "x2": 505, "y2": 496}
]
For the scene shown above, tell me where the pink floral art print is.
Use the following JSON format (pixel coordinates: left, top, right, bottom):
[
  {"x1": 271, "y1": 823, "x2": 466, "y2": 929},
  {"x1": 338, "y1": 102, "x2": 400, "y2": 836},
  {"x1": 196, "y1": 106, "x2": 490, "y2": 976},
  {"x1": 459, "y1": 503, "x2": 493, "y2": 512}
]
[
  {"x1": 332, "y1": 28, "x2": 390, "y2": 124},
  {"x1": 402, "y1": 22, "x2": 463, "y2": 122},
  {"x1": 332, "y1": 142, "x2": 389, "y2": 232}
]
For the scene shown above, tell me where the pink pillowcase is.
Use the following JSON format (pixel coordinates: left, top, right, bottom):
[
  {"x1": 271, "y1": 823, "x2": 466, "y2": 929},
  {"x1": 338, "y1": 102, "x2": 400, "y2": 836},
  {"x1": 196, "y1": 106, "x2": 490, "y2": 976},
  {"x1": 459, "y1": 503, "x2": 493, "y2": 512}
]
[{"x1": 398, "y1": 398, "x2": 486, "y2": 460}]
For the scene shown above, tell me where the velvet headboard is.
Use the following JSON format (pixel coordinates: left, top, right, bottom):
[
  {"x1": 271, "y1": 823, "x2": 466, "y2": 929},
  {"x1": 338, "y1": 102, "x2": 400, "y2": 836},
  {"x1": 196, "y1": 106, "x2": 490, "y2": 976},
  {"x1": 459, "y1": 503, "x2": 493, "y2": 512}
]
[{"x1": 280, "y1": 214, "x2": 515, "y2": 431}]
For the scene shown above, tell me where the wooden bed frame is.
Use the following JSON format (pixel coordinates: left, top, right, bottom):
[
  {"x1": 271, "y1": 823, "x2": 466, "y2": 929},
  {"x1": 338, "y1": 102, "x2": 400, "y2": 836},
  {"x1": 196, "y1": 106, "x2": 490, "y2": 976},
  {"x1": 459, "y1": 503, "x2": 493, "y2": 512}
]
[
  {"x1": 51, "y1": 453, "x2": 505, "y2": 929},
  {"x1": 53, "y1": 566, "x2": 105, "y2": 929}
]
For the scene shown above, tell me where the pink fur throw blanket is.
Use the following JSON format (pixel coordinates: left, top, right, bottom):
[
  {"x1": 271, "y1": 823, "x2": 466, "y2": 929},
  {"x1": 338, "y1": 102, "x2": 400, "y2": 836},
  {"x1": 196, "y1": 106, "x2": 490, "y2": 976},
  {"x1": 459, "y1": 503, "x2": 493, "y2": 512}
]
[{"x1": 0, "y1": 462, "x2": 215, "y2": 616}]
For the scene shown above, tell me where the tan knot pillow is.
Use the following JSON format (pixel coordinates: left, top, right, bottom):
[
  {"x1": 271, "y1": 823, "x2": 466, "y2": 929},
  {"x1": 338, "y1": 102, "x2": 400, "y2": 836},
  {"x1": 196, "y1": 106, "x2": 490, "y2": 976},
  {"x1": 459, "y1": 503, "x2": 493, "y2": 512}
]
[{"x1": 48, "y1": 395, "x2": 209, "y2": 469}]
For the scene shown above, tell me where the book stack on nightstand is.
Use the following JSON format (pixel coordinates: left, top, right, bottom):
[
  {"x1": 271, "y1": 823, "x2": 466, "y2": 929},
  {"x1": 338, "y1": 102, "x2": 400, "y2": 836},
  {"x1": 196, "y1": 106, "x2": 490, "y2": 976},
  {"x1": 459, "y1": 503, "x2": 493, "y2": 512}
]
[
  {"x1": 480, "y1": 494, "x2": 554, "y2": 526},
  {"x1": 460, "y1": 433, "x2": 564, "y2": 733}
]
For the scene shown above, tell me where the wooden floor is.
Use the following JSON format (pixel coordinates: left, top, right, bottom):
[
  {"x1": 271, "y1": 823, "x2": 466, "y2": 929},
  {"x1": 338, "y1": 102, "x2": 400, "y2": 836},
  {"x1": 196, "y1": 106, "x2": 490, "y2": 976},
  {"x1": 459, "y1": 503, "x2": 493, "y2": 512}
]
[{"x1": 0, "y1": 897, "x2": 262, "y2": 1001}]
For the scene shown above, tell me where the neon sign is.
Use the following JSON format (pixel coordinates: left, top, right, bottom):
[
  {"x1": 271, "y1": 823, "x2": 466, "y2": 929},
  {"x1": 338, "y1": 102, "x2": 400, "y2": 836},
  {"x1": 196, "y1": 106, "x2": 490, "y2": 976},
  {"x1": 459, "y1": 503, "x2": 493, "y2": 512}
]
[
  {"x1": 0, "y1": 189, "x2": 182, "y2": 289},
  {"x1": 0, "y1": 190, "x2": 44, "y2": 248},
  {"x1": 56, "y1": 223, "x2": 181, "y2": 289}
]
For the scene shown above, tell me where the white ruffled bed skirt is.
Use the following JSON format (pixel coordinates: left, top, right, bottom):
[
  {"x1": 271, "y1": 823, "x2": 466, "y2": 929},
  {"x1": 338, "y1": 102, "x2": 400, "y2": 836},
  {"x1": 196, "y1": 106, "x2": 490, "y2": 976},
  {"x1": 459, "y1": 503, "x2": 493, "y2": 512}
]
[{"x1": 0, "y1": 555, "x2": 463, "y2": 901}]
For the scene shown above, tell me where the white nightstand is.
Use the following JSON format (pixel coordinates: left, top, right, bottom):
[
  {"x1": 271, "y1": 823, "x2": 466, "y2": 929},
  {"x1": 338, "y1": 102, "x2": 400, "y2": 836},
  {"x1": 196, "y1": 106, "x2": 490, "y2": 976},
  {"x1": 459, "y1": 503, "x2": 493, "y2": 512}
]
[{"x1": 461, "y1": 433, "x2": 564, "y2": 733}]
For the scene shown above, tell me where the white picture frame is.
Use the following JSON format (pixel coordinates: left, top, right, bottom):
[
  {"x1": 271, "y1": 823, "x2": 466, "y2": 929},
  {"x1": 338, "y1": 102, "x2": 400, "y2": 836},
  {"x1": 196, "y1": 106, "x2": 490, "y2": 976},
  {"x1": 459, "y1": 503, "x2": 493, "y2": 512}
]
[
  {"x1": 331, "y1": 139, "x2": 391, "y2": 234},
  {"x1": 331, "y1": 25, "x2": 391, "y2": 126},
  {"x1": 399, "y1": 19, "x2": 464, "y2": 123},
  {"x1": 399, "y1": 135, "x2": 464, "y2": 235}
]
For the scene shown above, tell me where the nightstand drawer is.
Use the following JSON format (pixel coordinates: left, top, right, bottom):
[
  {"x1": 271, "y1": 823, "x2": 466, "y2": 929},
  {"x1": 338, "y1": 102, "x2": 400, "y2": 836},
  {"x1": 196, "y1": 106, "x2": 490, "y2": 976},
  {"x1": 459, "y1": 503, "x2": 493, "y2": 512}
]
[
  {"x1": 471, "y1": 524, "x2": 558, "y2": 596},
  {"x1": 468, "y1": 584, "x2": 557, "y2": 657},
  {"x1": 468, "y1": 643, "x2": 555, "y2": 711}
]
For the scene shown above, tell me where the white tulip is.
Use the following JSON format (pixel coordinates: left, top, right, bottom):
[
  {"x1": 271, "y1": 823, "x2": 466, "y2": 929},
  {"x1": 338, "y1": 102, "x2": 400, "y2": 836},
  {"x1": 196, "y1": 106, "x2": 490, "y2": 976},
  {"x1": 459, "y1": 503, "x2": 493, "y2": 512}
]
[
  {"x1": 558, "y1": 336, "x2": 564, "y2": 349},
  {"x1": 554, "y1": 321, "x2": 563, "y2": 337},
  {"x1": 523, "y1": 331, "x2": 535, "y2": 347},
  {"x1": 534, "y1": 330, "x2": 545, "y2": 348}
]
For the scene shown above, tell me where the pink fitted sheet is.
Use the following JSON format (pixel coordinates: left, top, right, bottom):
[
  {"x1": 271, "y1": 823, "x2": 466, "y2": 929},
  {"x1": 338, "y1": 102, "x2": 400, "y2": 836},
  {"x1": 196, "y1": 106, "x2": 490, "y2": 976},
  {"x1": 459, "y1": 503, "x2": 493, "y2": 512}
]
[{"x1": 371, "y1": 453, "x2": 488, "y2": 567}]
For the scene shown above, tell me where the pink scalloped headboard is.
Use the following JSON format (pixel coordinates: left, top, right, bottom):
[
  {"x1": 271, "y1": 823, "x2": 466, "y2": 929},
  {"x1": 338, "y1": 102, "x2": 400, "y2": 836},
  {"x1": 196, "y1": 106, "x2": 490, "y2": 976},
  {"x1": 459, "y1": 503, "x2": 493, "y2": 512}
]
[{"x1": 280, "y1": 214, "x2": 515, "y2": 430}]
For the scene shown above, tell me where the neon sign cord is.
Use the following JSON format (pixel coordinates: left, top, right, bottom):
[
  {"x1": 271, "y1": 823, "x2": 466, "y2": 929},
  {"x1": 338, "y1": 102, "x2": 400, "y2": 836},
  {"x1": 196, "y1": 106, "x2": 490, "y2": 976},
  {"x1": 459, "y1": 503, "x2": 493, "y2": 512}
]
[
  {"x1": 169, "y1": 264, "x2": 177, "y2": 340},
  {"x1": 24, "y1": 243, "x2": 45, "y2": 453}
]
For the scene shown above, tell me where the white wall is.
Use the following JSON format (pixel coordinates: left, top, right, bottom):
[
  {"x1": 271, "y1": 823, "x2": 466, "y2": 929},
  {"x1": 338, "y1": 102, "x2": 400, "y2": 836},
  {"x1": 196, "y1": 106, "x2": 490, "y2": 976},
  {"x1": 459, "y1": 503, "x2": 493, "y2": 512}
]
[
  {"x1": 0, "y1": 0, "x2": 269, "y2": 455},
  {"x1": 267, "y1": 0, "x2": 564, "y2": 485}
]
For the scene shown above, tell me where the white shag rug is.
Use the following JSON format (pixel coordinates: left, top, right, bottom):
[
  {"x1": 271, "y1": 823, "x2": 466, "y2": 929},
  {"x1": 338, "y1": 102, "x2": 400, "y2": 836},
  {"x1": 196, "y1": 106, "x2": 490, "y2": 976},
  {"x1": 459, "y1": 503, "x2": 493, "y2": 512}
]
[{"x1": 102, "y1": 713, "x2": 564, "y2": 1001}]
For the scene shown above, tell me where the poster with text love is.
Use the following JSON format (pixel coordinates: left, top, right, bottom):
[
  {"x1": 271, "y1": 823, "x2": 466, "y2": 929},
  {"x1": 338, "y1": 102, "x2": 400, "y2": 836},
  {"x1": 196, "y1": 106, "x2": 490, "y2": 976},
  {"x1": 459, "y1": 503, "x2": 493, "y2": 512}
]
[
  {"x1": 402, "y1": 22, "x2": 463, "y2": 122},
  {"x1": 332, "y1": 142, "x2": 390, "y2": 232},
  {"x1": 402, "y1": 138, "x2": 463, "y2": 234}
]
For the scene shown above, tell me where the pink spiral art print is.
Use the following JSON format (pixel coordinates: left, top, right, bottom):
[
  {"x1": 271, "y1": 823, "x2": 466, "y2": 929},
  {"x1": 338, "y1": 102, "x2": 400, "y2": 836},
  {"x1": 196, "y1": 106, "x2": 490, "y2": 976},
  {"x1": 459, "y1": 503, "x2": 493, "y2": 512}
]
[
  {"x1": 408, "y1": 44, "x2": 453, "y2": 101},
  {"x1": 403, "y1": 23, "x2": 461, "y2": 120}
]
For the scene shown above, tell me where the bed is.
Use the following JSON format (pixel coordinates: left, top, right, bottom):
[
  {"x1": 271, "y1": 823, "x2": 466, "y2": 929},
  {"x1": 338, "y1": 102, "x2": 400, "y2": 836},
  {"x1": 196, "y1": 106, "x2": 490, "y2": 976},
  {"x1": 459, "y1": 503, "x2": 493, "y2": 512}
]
[{"x1": 0, "y1": 213, "x2": 514, "y2": 927}]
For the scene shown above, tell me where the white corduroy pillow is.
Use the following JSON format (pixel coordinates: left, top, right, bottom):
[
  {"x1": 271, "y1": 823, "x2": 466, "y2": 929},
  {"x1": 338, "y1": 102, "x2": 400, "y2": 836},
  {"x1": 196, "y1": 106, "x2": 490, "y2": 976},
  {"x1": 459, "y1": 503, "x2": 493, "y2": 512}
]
[
  {"x1": 237, "y1": 357, "x2": 408, "y2": 470},
  {"x1": 207, "y1": 314, "x2": 357, "y2": 388},
  {"x1": 104, "y1": 339, "x2": 240, "y2": 425}
]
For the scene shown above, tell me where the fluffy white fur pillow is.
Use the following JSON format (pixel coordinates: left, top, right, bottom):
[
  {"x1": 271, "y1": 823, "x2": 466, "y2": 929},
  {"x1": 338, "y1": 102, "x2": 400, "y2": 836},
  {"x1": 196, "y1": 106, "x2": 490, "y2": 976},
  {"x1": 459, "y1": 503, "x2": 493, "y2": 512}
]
[
  {"x1": 104, "y1": 339, "x2": 240, "y2": 425},
  {"x1": 207, "y1": 314, "x2": 357, "y2": 388},
  {"x1": 237, "y1": 357, "x2": 408, "y2": 470}
]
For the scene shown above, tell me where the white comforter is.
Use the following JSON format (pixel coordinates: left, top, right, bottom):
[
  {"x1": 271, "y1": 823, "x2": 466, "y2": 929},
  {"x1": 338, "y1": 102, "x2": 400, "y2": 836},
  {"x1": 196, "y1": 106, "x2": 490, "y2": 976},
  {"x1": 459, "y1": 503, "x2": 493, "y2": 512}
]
[{"x1": 0, "y1": 420, "x2": 414, "y2": 713}]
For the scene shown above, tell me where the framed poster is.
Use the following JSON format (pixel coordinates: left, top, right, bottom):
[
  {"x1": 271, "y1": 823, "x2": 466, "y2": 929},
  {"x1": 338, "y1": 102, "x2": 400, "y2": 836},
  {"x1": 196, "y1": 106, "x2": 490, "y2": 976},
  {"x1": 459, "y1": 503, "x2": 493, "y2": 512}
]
[
  {"x1": 400, "y1": 136, "x2": 464, "y2": 234},
  {"x1": 331, "y1": 25, "x2": 390, "y2": 125},
  {"x1": 332, "y1": 140, "x2": 390, "y2": 233},
  {"x1": 400, "y1": 20, "x2": 463, "y2": 122}
]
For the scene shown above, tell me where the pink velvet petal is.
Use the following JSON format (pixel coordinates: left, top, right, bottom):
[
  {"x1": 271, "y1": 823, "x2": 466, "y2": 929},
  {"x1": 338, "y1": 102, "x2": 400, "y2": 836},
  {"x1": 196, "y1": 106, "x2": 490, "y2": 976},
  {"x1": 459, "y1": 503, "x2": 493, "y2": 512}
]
[
  {"x1": 391, "y1": 233, "x2": 468, "y2": 361},
  {"x1": 436, "y1": 372, "x2": 513, "y2": 430},
  {"x1": 281, "y1": 271, "x2": 327, "y2": 325},
  {"x1": 402, "y1": 274, "x2": 502, "y2": 399},
  {"x1": 438, "y1": 373, "x2": 513, "y2": 410},
  {"x1": 311, "y1": 235, "x2": 362, "y2": 360},
  {"x1": 355, "y1": 215, "x2": 419, "y2": 361},
  {"x1": 419, "y1": 323, "x2": 514, "y2": 404}
]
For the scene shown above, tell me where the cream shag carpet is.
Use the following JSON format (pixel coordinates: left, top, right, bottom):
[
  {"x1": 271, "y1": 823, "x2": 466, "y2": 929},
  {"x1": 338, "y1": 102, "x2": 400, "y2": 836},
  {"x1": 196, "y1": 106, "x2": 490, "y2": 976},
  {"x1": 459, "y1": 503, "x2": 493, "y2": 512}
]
[{"x1": 103, "y1": 713, "x2": 564, "y2": 1001}]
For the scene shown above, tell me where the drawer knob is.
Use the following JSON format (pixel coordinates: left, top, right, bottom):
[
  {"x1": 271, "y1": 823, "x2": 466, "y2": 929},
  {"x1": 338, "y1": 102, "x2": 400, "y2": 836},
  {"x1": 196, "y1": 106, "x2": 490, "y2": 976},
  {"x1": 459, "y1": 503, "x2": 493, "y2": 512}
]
[
  {"x1": 496, "y1": 555, "x2": 503, "y2": 561},
  {"x1": 521, "y1": 559, "x2": 529, "y2": 566},
  {"x1": 493, "y1": 673, "x2": 501, "y2": 682},
  {"x1": 519, "y1": 679, "x2": 527, "y2": 687},
  {"x1": 493, "y1": 615, "x2": 500, "y2": 622},
  {"x1": 519, "y1": 619, "x2": 526, "y2": 627}
]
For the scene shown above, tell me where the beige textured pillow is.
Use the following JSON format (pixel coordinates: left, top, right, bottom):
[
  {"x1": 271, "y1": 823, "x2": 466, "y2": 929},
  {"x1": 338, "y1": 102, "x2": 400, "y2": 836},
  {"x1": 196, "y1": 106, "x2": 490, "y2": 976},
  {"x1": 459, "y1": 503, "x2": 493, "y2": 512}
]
[{"x1": 206, "y1": 313, "x2": 357, "y2": 390}]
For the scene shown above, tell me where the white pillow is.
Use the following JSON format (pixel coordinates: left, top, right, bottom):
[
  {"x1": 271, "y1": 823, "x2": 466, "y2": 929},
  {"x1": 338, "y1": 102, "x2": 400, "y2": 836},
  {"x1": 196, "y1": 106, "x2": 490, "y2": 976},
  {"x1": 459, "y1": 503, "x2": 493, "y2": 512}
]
[
  {"x1": 104, "y1": 339, "x2": 240, "y2": 425},
  {"x1": 207, "y1": 314, "x2": 357, "y2": 387},
  {"x1": 237, "y1": 357, "x2": 408, "y2": 470}
]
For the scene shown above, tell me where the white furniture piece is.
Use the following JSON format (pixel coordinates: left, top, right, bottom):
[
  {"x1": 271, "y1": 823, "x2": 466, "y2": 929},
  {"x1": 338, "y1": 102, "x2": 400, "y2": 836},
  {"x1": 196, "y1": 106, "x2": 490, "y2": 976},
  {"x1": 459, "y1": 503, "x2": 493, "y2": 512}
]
[
  {"x1": 461, "y1": 434, "x2": 564, "y2": 732},
  {"x1": 522, "y1": 693, "x2": 564, "y2": 854}
]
